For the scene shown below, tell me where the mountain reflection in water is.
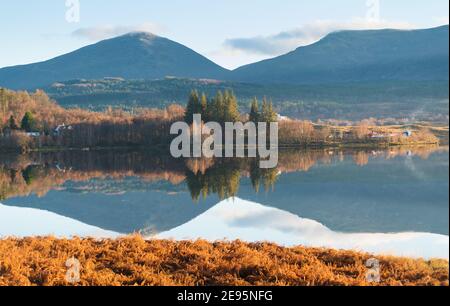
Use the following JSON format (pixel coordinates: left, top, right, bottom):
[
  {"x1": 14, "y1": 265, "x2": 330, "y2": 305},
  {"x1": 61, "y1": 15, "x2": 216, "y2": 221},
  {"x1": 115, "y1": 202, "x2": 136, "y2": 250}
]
[
  {"x1": 158, "y1": 198, "x2": 449, "y2": 260},
  {"x1": 0, "y1": 146, "x2": 448, "y2": 258}
]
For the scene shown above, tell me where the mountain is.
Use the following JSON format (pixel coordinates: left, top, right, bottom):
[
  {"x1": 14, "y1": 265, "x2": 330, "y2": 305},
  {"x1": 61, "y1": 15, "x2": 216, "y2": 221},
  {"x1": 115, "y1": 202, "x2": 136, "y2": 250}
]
[
  {"x1": 0, "y1": 26, "x2": 448, "y2": 97},
  {"x1": 0, "y1": 32, "x2": 229, "y2": 90},
  {"x1": 230, "y1": 25, "x2": 449, "y2": 84}
]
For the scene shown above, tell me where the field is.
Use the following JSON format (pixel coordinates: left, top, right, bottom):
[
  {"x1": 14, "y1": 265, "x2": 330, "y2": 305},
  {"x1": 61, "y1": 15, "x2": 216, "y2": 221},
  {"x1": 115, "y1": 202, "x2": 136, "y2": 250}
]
[{"x1": 0, "y1": 236, "x2": 448, "y2": 286}]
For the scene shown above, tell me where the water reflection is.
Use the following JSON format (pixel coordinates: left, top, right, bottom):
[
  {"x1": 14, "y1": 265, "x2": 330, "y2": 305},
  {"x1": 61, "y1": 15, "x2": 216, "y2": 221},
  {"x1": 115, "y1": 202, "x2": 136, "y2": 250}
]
[
  {"x1": 1, "y1": 146, "x2": 446, "y2": 202},
  {"x1": 0, "y1": 145, "x2": 448, "y2": 258},
  {"x1": 185, "y1": 159, "x2": 279, "y2": 201},
  {"x1": 0, "y1": 203, "x2": 118, "y2": 238},
  {"x1": 158, "y1": 198, "x2": 449, "y2": 260}
]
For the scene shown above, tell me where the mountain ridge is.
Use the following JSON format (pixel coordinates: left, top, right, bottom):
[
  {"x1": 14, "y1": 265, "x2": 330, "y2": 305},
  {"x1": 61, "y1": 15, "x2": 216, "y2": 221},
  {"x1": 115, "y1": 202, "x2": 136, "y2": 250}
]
[
  {"x1": 0, "y1": 25, "x2": 448, "y2": 90},
  {"x1": 230, "y1": 25, "x2": 449, "y2": 84}
]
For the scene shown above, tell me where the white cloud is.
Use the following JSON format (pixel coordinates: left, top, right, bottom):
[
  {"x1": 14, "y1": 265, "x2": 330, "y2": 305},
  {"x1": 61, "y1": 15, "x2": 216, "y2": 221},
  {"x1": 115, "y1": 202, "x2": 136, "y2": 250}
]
[
  {"x1": 72, "y1": 22, "x2": 166, "y2": 41},
  {"x1": 224, "y1": 19, "x2": 415, "y2": 56},
  {"x1": 207, "y1": 48, "x2": 268, "y2": 70}
]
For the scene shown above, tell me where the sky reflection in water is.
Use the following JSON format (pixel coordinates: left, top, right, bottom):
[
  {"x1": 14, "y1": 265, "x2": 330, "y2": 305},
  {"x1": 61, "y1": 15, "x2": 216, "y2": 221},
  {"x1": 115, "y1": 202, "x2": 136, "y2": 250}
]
[{"x1": 0, "y1": 147, "x2": 448, "y2": 259}]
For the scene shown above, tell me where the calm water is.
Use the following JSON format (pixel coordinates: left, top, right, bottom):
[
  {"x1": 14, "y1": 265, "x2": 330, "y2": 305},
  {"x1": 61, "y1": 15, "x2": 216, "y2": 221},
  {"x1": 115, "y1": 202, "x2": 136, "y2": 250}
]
[{"x1": 0, "y1": 147, "x2": 448, "y2": 259}]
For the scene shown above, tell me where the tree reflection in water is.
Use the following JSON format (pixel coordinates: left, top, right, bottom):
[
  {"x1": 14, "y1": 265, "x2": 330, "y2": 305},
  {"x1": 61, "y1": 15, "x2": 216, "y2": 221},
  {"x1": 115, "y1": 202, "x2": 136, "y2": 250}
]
[
  {"x1": 0, "y1": 145, "x2": 445, "y2": 202},
  {"x1": 185, "y1": 158, "x2": 279, "y2": 201}
]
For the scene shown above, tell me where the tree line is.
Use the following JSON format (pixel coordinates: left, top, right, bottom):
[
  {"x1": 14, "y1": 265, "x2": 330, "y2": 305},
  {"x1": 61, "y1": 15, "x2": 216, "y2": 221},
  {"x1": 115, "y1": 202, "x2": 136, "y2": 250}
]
[{"x1": 1, "y1": 87, "x2": 437, "y2": 152}]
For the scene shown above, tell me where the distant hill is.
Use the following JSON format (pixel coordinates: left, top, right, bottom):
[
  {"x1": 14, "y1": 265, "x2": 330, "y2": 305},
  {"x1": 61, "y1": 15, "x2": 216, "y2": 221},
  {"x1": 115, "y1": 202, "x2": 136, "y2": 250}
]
[
  {"x1": 231, "y1": 26, "x2": 449, "y2": 84},
  {"x1": 0, "y1": 32, "x2": 229, "y2": 90},
  {"x1": 44, "y1": 78, "x2": 449, "y2": 121}
]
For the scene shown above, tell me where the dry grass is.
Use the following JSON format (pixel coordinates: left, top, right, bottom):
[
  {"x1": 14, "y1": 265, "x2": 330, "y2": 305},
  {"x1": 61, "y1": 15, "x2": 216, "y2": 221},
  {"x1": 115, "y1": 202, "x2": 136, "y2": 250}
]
[{"x1": 0, "y1": 236, "x2": 448, "y2": 286}]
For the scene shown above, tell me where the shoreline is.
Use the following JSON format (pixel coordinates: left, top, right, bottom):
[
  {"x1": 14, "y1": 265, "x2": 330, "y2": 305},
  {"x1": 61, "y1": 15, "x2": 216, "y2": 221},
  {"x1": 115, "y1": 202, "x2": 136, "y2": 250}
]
[
  {"x1": 0, "y1": 140, "x2": 441, "y2": 154},
  {"x1": 0, "y1": 236, "x2": 448, "y2": 286}
]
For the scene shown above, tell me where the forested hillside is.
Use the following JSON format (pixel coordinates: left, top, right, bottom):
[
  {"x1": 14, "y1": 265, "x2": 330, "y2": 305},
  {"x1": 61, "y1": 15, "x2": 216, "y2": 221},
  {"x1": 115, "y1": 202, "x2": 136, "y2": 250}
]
[{"x1": 44, "y1": 78, "x2": 449, "y2": 121}]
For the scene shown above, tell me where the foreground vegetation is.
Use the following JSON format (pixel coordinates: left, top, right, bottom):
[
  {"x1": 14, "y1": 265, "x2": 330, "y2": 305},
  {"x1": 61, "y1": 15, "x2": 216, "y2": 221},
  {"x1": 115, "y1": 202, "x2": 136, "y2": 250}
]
[{"x1": 0, "y1": 236, "x2": 447, "y2": 286}]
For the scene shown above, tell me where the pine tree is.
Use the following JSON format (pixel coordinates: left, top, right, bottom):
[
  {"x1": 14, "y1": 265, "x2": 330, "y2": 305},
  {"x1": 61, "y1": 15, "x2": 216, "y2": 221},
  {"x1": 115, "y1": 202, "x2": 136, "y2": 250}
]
[
  {"x1": 200, "y1": 93, "x2": 208, "y2": 120},
  {"x1": 260, "y1": 97, "x2": 268, "y2": 123},
  {"x1": 212, "y1": 91, "x2": 225, "y2": 123},
  {"x1": 224, "y1": 90, "x2": 240, "y2": 122},
  {"x1": 21, "y1": 111, "x2": 36, "y2": 132},
  {"x1": 249, "y1": 98, "x2": 260, "y2": 123},
  {"x1": 261, "y1": 97, "x2": 277, "y2": 123},
  {"x1": 206, "y1": 98, "x2": 215, "y2": 122},
  {"x1": 184, "y1": 90, "x2": 200, "y2": 124},
  {"x1": 267, "y1": 100, "x2": 277, "y2": 123}
]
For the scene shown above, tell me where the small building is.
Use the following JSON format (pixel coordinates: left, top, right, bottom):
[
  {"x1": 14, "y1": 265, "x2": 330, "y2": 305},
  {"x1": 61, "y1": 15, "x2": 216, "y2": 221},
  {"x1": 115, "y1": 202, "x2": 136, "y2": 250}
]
[
  {"x1": 403, "y1": 130, "x2": 413, "y2": 137},
  {"x1": 53, "y1": 124, "x2": 73, "y2": 136},
  {"x1": 26, "y1": 132, "x2": 41, "y2": 137},
  {"x1": 277, "y1": 114, "x2": 290, "y2": 121},
  {"x1": 369, "y1": 131, "x2": 401, "y2": 139},
  {"x1": 369, "y1": 131, "x2": 387, "y2": 139}
]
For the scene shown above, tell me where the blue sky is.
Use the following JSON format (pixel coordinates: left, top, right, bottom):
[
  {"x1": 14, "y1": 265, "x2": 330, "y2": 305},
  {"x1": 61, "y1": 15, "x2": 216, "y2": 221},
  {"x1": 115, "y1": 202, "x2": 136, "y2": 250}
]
[{"x1": 0, "y1": 0, "x2": 448, "y2": 69}]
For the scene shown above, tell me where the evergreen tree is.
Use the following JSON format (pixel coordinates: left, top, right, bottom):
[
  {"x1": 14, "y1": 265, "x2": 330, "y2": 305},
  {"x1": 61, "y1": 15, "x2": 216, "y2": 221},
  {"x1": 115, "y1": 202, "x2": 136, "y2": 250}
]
[
  {"x1": 205, "y1": 98, "x2": 215, "y2": 123},
  {"x1": 260, "y1": 97, "x2": 268, "y2": 123},
  {"x1": 184, "y1": 90, "x2": 200, "y2": 124},
  {"x1": 261, "y1": 97, "x2": 277, "y2": 123},
  {"x1": 223, "y1": 90, "x2": 240, "y2": 122},
  {"x1": 211, "y1": 91, "x2": 225, "y2": 123},
  {"x1": 200, "y1": 93, "x2": 208, "y2": 120},
  {"x1": 249, "y1": 98, "x2": 260, "y2": 123},
  {"x1": 199, "y1": 90, "x2": 240, "y2": 124},
  {"x1": 217, "y1": 91, "x2": 226, "y2": 122},
  {"x1": 267, "y1": 101, "x2": 277, "y2": 122},
  {"x1": 21, "y1": 111, "x2": 36, "y2": 132}
]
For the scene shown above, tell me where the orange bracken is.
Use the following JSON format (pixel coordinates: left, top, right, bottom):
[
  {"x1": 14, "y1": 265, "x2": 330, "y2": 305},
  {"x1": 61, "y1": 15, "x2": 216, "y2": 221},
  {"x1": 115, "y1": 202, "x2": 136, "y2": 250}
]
[{"x1": 0, "y1": 236, "x2": 448, "y2": 286}]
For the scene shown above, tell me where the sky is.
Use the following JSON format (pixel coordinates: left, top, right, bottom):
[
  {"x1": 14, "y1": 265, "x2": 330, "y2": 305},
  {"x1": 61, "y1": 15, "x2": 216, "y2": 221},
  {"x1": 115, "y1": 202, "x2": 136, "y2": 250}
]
[{"x1": 0, "y1": 0, "x2": 448, "y2": 70}]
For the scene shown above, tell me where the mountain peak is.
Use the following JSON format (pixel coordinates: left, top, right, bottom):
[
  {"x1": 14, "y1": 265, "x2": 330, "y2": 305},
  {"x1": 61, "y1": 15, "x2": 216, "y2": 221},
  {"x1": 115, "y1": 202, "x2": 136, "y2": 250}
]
[
  {"x1": 119, "y1": 31, "x2": 160, "y2": 40},
  {"x1": 0, "y1": 31, "x2": 228, "y2": 90}
]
